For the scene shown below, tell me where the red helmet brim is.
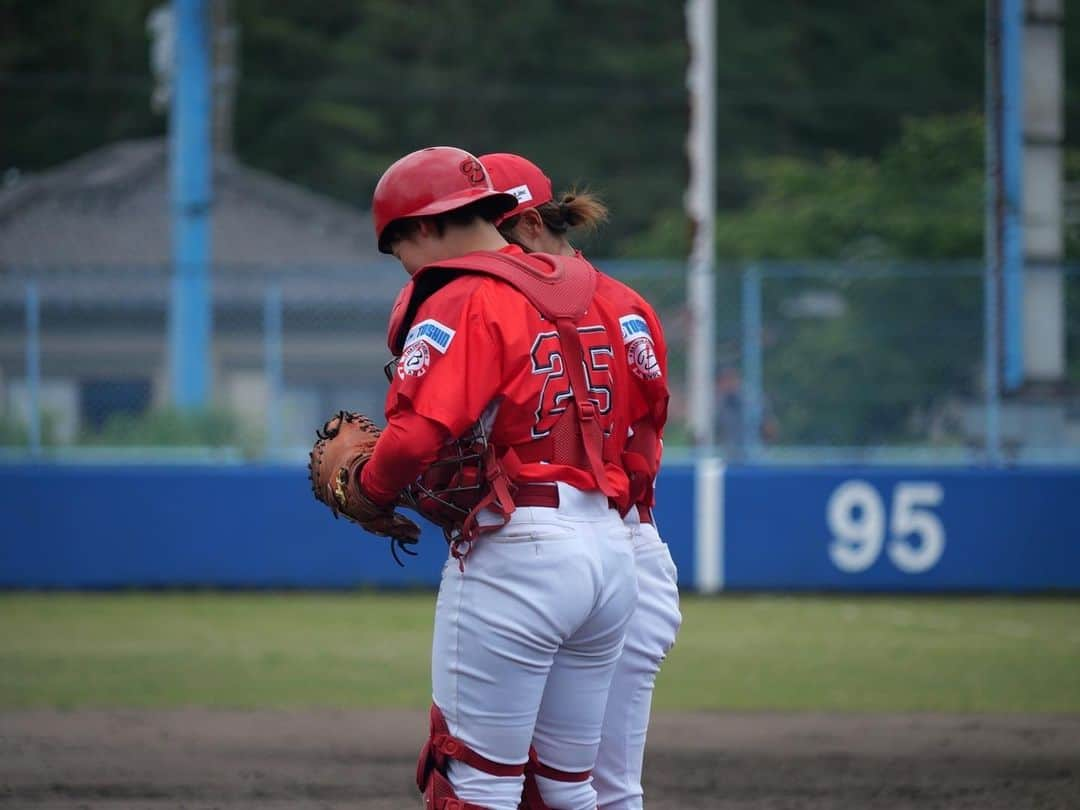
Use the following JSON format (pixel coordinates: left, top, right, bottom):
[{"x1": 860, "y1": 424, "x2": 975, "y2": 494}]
[{"x1": 378, "y1": 189, "x2": 519, "y2": 253}]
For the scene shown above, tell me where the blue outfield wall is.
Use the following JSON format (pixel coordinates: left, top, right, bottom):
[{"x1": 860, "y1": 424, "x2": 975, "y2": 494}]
[
  {"x1": 0, "y1": 463, "x2": 1077, "y2": 591},
  {"x1": 721, "y1": 466, "x2": 1080, "y2": 591},
  {"x1": 1, "y1": 465, "x2": 450, "y2": 589}
]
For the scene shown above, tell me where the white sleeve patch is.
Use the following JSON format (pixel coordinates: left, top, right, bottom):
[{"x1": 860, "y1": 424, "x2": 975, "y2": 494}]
[
  {"x1": 620, "y1": 313, "x2": 660, "y2": 380},
  {"x1": 403, "y1": 318, "x2": 456, "y2": 353},
  {"x1": 619, "y1": 313, "x2": 652, "y2": 345}
]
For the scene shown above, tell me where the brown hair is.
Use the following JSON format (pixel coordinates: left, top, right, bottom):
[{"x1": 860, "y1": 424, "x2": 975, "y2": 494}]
[{"x1": 498, "y1": 188, "x2": 609, "y2": 238}]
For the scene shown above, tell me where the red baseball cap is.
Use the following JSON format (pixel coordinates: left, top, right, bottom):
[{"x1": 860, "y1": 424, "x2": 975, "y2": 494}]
[{"x1": 478, "y1": 153, "x2": 554, "y2": 224}]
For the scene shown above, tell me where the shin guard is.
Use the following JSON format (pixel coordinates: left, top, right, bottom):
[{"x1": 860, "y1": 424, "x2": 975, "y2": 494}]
[
  {"x1": 416, "y1": 703, "x2": 525, "y2": 810},
  {"x1": 518, "y1": 746, "x2": 592, "y2": 810}
]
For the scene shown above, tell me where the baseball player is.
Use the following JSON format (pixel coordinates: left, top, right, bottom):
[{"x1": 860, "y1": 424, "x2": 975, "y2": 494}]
[
  {"x1": 481, "y1": 153, "x2": 683, "y2": 810},
  {"x1": 323, "y1": 146, "x2": 640, "y2": 810}
]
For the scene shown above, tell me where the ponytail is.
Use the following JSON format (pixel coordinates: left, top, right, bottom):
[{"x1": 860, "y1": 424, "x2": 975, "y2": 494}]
[
  {"x1": 497, "y1": 188, "x2": 609, "y2": 240},
  {"x1": 552, "y1": 189, "x2": 608, "y2": 231}
]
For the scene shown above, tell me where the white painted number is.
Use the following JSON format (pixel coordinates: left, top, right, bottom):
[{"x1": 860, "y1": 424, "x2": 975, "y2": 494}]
[
  {"x1": 887, "y1": 483, "x2": 945, "y2": 573},
  {"x1": 827, "y1": 480, "x2": 885, "y2": 573},
  {"x1": 827, "y1": 481, "x2": 946, "y2": 574}
]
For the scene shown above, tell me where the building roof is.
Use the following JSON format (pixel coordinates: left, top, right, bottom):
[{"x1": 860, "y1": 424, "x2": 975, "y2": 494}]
[{"x1": 0, "y1": 138, "x2": 381, "y2": 266}]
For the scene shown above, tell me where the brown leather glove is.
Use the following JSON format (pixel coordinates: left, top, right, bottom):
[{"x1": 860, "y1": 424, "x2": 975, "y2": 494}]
[{"x1": 308, "y1": 411, "x2": 421, "y2": 563}]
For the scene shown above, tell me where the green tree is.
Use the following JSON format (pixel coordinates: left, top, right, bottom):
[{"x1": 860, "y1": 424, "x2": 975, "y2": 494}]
[
  {"x1": 5, "y1": 1, "x2": 1002, "y2": 256},
  {"x1": 711, "y1": 112, "x2": 984, "y2": 261},
  {"x1": 0, "y1": 0, "x2": 162, "y2": 170},
  {"x1": 698, "y1": 114, "x2": 986, "y2": 445},
  {"x1": 81, "y1": 407, "x2": 262, "y2": 456}
]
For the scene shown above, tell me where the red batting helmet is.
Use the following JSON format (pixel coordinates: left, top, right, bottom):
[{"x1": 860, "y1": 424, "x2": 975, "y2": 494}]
[
  {"x1": 479, "y1": 153, "x2": 554, "y2": 225},
  {"x1": 373, "y1": 147, "x2": 518, "y2": 253}
]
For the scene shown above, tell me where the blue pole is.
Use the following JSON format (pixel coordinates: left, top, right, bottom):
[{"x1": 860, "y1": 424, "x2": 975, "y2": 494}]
[
  {"x1": 984, "y1": 0, "x2": 1004, "y2": 464},
  {"x1": 168, "y1": 0, "x2": 213, "y2": 408},
  {"x1": 1001, "y1": 0, "x2": 1024, "y2": 391},
  {"x1": 264, "y1": 284, "x2": 283, "y2": 454},
  {"x1": 741, "y1": 264, "x2": 763, "y2": 461},
  {"x1": 25, "y1": 283, "x2": 41, "y2": 455}
]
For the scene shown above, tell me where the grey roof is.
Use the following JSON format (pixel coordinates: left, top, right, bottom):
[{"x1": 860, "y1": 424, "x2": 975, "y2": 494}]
[{"x1": 0, "y1": 138, "x2": 382, "y2": 266}]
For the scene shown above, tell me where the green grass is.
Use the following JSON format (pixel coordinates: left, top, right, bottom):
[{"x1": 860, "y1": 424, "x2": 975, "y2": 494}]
[
  {"x1": 0, "y1": 592, "x2": 436, "y2": 709},
  {"x1": 664, "y1": 595, "x2": 1080, "y2": 713},
  {"x1": 1, "y1": 593, "x2": 1078, "y2": 712}
]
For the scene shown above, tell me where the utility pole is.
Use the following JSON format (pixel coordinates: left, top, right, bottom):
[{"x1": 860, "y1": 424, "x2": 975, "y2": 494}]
[{"x1": 685, "y1": 0, "x2": 717, "y2": 449}]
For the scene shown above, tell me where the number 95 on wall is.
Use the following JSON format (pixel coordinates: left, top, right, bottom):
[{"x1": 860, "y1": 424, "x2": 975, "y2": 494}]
[{"x1": 827, "y1": 481, "x2": 945, "y2": 574}]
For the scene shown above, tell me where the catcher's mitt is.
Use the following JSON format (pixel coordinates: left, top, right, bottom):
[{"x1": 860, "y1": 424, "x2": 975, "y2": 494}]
[{"x1": 308, "y1": 410, "x2": 421, "y2": 564}]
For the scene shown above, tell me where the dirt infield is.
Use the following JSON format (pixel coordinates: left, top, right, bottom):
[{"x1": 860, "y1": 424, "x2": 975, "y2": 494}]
[{"x1": 1, "y1": 710, "x2": 1078, "y2": 809}]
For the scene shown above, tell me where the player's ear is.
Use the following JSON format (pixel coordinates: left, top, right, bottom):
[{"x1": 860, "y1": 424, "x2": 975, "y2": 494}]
[
  {"x1": 414, "y1": 218, "x2": 439, "y2": 240},
  {"x1": 520, "y1": 208, "x2": 545, "y2": 240}
]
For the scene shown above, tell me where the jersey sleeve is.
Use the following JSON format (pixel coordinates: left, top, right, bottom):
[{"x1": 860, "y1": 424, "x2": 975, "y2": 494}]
[
  {"x1": 384, "y1": 277, "x2": 505, "y2": 440},
  {"x1": 618, "y1": 298, "x2": 670, "y2": 434},
  {"x1": 360, "y1": 411, "x2": 448, "y2": 506},
  {"x1": 642, "y1": 302, "x2": 670, "y2": 431}
]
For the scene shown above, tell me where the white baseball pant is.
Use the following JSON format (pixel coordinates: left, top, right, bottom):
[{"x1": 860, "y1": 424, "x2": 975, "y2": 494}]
[
  {"x1": 592, "y1": 515, "x2": 682, "y2": 810},
  {"x1": 431, "y1": 482, "x2": 639, "y2": 810}
]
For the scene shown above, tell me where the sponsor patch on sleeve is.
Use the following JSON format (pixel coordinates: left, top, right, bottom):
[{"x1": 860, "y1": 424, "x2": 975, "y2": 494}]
[
  {"x1": 403, "y1": 318, "x2": 456, "y2": 353},
  {"x1": 619, "y1": 313, "x2": 652, "y2": 344}
]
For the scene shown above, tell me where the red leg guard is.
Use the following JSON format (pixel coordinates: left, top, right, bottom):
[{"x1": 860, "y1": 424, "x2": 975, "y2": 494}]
[
  {"x1": 422, "y1": 767, "x2": 489, "y2": 810},
  {"x1": 416, "y1": 703, "x2": 526, "y2": 810},
  {"x1": 517, "y1": 746, "x2": 592, "y2": 810},
  {"x1": 518, "y1": 767, "x2": 549, "y2": 810}
]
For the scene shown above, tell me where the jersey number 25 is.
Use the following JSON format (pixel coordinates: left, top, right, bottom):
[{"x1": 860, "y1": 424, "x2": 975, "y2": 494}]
[{"x1": 530, "y1": 327, "x2": 614, "y2": 439}]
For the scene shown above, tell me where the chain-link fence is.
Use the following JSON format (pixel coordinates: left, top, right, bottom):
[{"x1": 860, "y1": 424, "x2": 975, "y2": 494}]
[
  {"x1": 750, "y1": 263, "x2": 986, "y2": 459},
  {"x1": 0, "y1": 262, "x2": 403, "y2": 460},
  {"x1": 1, "y1": 261, "x2": 1078, "y2": 463}
]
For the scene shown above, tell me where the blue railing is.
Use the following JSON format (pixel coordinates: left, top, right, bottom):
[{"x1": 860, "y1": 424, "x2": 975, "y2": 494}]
[{"x1": 1, "y1": 260, "x2": 1078, "y2": 464}]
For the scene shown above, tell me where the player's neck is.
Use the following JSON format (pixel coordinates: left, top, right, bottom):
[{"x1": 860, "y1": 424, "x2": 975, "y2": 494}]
[{"x1": 442, "y1": 221, "x2": 507, "y2": 257}]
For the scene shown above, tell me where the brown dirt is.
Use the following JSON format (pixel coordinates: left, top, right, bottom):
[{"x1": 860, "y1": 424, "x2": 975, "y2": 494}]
[{"x1": 1, "y1": 709, "x2": 1077, "y2": 809}]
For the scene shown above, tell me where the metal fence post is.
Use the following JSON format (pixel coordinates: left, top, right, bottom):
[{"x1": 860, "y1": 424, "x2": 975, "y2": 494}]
[
  {"x1": 984, "y1": 261, "x2": 1003, "y2": 465},
  {"x1": 984, "y1": 0, "x2": 1007, "y2": 463},
  {"x1": 263, "y1": 284, "x2": 283, "y2": 455},
  {"x1": 741, "y1": 264, "x2": 763, "y2": 461},
  {"x1": 25, "y1": 282, "x2": 41, "y2": 455},
  {"x1": 1000, "y1": 0, "x2": 1024, "y2": 391}
]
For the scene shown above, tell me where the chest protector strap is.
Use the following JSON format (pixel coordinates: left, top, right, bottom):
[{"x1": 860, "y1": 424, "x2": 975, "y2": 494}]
[
  {"x1": 404, "y1": 251, "x2": 619, "y2": 501},
  {"x1": 386, "y1": 279, "x2": 415, "y2": 354}
]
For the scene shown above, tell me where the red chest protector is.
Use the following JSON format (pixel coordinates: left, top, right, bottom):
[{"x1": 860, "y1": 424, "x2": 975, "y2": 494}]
[
  {"x1": 387, "y1": 252, "x2": 595, "y2": 353},
  {"x1": 387, "y1": 251, "x2": 624, "y2": 550}
]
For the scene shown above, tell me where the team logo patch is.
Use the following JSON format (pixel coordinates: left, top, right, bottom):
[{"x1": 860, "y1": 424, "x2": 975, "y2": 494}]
[
  {"x1": 506, "y1": 183, "x2": 533, "y2": 204},
  {"x1": 460, "y1": 158, "x2": 486, "y2": 185},
  {"x1": 404, "y1": 319, "x2": 456, "y2": 353},
  {"x1": 627, "y1": 336, "x2": 661, "y2": 381},
  {"x1": 398, "y1": 341, "x2": 431, "y2": 379},
  {"x1": 619, "y1": 314, "x2": 651, "y2": 344}
]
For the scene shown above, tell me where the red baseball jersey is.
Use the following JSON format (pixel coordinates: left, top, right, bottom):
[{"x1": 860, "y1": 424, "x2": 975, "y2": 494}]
[
  {"x1": 594, "y1": 270, "x2": 669, "y2": 438},
  {"x1": 369, "y1": 247, "x2": 631, "y2": 502},
  {"x1": 589, "y1": 258, "x2": 670, "y2": 507}
]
